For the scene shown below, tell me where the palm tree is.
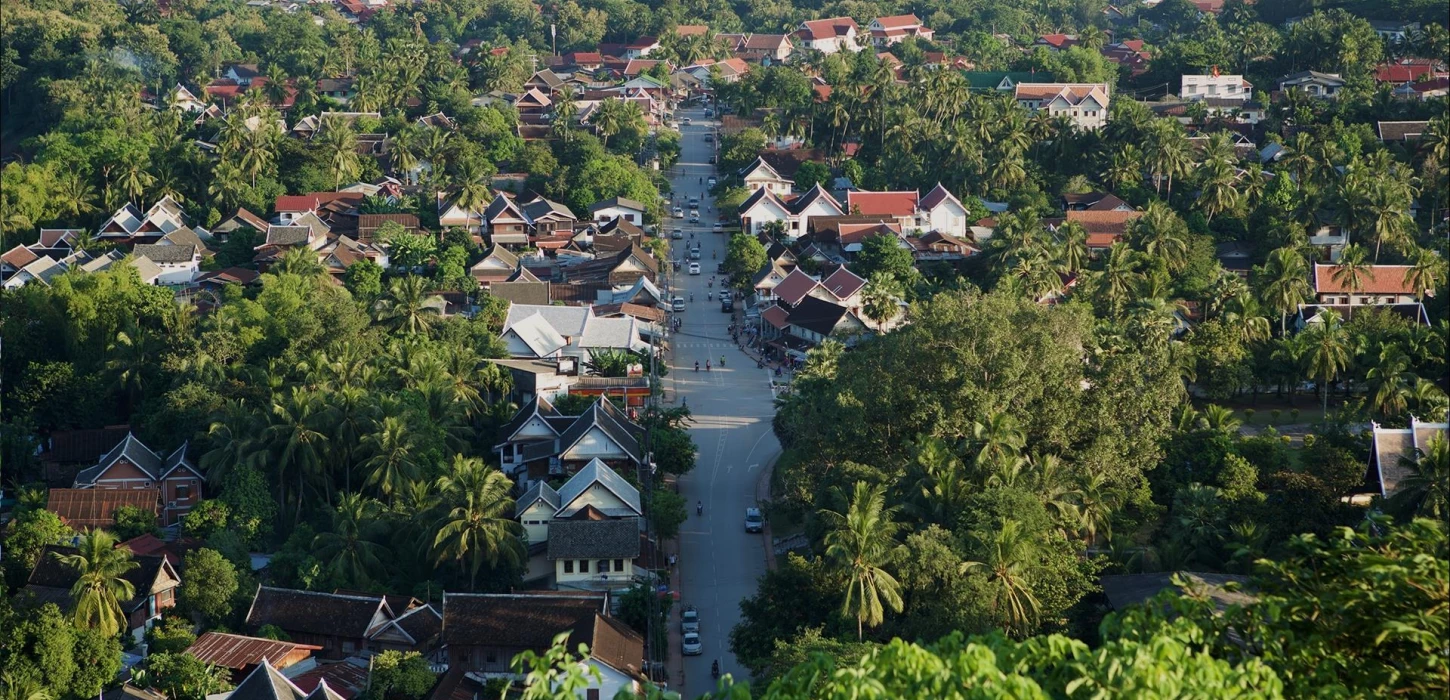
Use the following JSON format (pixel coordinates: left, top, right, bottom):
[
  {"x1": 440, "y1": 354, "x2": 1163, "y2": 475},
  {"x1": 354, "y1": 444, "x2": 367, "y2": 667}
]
[
  {"x1": 1096, "y1": 243, "x2": 1141, "y2": 317},
  {"x1": 1103, "y1": 144, "x2": 1142, "y2": 190},
  {"x1": 1332, "y1": 243, "x2": 1370, "y2": 293},
  {"x1": 375, "y1": 275, "x2": 440, "y2": 335},
  {"x1": 960, "y1": 519, "x2": 1041, "y2": 637},
  {"x1": 1366, "y1": 346, "x2": 1416, "y2": 418},
  {"x1": 451, "y1": 159, "x2": 491, "y2": 234},
  {"x1": 275, "y1": 247, "x2": 325, "y2": 277},
  {"x1": 1197, "y1": 404, "x2": 1243, "y2": 433},
  {"x1": 361, "y1": 415, "x2": 421, "y2": 501},
  {"x1": 52, "y1": 530, "x2": 138, "y2": 637},
  {"x1": 1404, "y1": 247, "x2": 1445, "y2": 300},
  {"x1": 1055, "y1": 221, "x2": 1089, "y2": 275},
  {"x1": 54, "y1": 170, "x2": 99, "y2": 222},
  {"x1": 262, "y1": 388, "x2": 329, "y2": 522},
  {"x1": 106, "y1": 326, "x2": 156, "y2": 416},
  {"x1": 907, "y1": 436, "x2": 970, "y2": 526},
  {"x1": 1257, "y1": 246, "x2": 1311, "y2": 334},
  {"x1": 971, "y1": 411, "x2": 1025, "y2": 474},
  {"x1": 1075, "y1": 472, "x2": 1123, "y2": 547},
  {"x1": 200, "y1": 400, "x2": 263, "y2": 488},
  {"x1": 861, "y1": 272, "x2": 901, "y2": 332},
  {"x1": 318, "y1": 117, "x2": 362, "y2": 189},
  {"x1": 312, "y1": 493, "x2": 390, "y2": 586},
  {"x1": 1303, "y1": 309, "x2": 1352, "y2": 415},
  {"x1": 820, "y1": 481, "x2": 904, "y2": 640},
  {"x1": 1132, "y1": 202, "x2": 1189, "y2": 271},
  {"x1": 1387, "y1": 435, "x2": 1450, "y2": 521},
  {"x1": 432, "y1": 462, "x2": 523, "y2": 591}
]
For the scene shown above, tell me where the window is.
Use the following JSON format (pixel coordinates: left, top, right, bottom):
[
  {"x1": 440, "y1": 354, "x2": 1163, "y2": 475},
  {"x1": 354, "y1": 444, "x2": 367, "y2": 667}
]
[
  {"x1": 487, "y1": 651, "x2": 497, "y2": 663},
  {"x1": 580, "y1": 559, "x2": 590, "y2": 573},
  {"x1": 614, "y1": 559, "x2": 625, "y2": 571},
  {"x1": 600, "y1": 560, "x2": 611, "y2": 573},
  {"x1": 342, "y1": 641, "x2": 355, "y2": 653},
  {"x1": 564, "y1": 560, "x2": 574, "y2": 574},
  {"x1": 175, "y1": 484, "x2": 190, "y2": 500}
]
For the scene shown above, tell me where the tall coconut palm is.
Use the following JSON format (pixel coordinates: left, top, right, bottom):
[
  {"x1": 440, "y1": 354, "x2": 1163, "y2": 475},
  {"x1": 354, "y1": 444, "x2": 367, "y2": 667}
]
[
  {"x1": 1257, "y1": 246, "x2": 1311, "y2": 334},
  {"x1": 961, "y1": 519, "x2": 1041, "y2": 637},
  {"x1": 971, "y1": 411, "x2": 1025, "y2": 475},
  {"x1": 361, "y1": 414, "x2": 421, "y2": 501},
  {"x1": 432, "y1": 462, "x2": 523, "y2": 591},
  {"x1": 1332, "y1": 243, "x2": 1370, "y2": 293},
  {"x1": 375, "y1": 275, "x2": 440, "y2": 335},
  {"x1": 318, "y1": 117, "x2": 362, "y2": 189},
  {"x1": 861, "y1": 272, "x2": 902, "y2": 332},
  {"x1": 1403, "y1": 247, "x2": 1445, "y2": 301},
  {"x1": 1132, "y1": 202, "x2": 1189, "y2": 271},
  {"x1": 820, "y1": 481, "x2": 904, "y2": 640},
  {"x1": 1055, "y1": 221, "x2": 1090, "y2": 274},
  {"x1": 1386, "y1": 435, "x2": 1450, "y2": 521},
  {"x1": 313, "y1": 493, "x2": 390, "y2": 586},
  {"x1": 907, "y1": 436, "x2": 970, "y2": 526},
  {"x1": 1075, "y1": 472, "x2": 1123, "y2": 547},
  {"x1": 1366, "y1": 346, "x2": 1416, "y2": 418},
  {"x1": 53, "y1": 530, "x2": 138, "y2": 637},
  {"x1": 263, "y1": 388, "x2": 329, "y2": 522},
  {"x1": 1303, "y1": 309, "x2": 1352, "y2": 415},
  {"x1": 1096, "y1": 243, "x2": 1141, "y2": 317},
  {"x1": 200, "y1": 400, "x2": 263, "y2": 488}
]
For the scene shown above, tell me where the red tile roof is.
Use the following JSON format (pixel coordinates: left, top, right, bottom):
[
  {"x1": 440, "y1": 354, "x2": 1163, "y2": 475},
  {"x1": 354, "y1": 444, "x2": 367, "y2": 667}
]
[
  {"x1": 274, "y1": 192, "x2": 365, "y2": 213},
  {"x1": 846, "y1": 191, "x2": 919, "y2": 217},
  {"x1": 772, "y1": 269, "x2": 821, "y2": 306},
  {"x1": 874, "y1": 14, "x2": 921, "y2": 30},
  {"x1": 291, "y1": 662, "x2": 369, "y2": 700},
  {"x1": 1065, "y1": 209, "x2": 1141, "y2": 234},
  {"x1": 799, "y1": 17, "x2": 857, "y2": 41},
  {"x1": 1313, "y1": 264, "x2": 1418, "y2": 295},
  {"x1": 762, "y1": 305, "x2": 791, "y2": 329},
  {"x1": 1038, "y1": 33, "x2": 1077, "y2": 49},
  {"x1": 821, "y1": 267, "x2": 866, "y2": 299},
  {"x1": 2, "y1": 245, "x2": 39, "y2": 269}
]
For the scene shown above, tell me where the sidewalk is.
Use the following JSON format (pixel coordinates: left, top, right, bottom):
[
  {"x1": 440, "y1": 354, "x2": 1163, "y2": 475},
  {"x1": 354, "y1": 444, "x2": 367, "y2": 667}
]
[
  {"x1": 754, "y1": 455, "x2": 779, "y2": 573},
  {"x1": 663, "y1": 535, "x2": 686, "y2": 690}
]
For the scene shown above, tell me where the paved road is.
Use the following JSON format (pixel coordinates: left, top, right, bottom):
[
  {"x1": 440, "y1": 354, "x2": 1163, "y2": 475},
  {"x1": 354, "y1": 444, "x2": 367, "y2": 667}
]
[{"x1": 666, "y1": 105, "x2": 780, "y2": 698}]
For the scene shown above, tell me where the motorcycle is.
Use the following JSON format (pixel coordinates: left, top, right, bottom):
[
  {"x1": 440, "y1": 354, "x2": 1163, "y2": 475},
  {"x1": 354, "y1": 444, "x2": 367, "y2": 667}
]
[
  {"x1": 696, "y1": 501, "x2": 703, "y2": 515},
  {"x1": 711, "y1": 660, "x2": 720, "y2": 679}
]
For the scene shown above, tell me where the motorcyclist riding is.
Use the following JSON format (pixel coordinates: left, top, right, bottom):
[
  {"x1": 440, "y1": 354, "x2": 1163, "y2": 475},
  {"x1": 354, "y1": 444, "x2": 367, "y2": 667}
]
[
  {"x1": 694, "y1": 361, "x2": 699, "y2": 372},
  {"x1": 706, "y1": 360, "x2": 711, "y2": 371},
  {"x1": 696, "y1": 501, "x2": 703, "y2": 515}
]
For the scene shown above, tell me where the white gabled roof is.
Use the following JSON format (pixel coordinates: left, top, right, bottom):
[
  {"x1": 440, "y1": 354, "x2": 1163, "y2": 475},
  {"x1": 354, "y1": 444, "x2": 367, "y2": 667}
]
[
  {"x1": 504, "y1": 313, "x2": 569, "y2": 357},
  {"x1": 555, "y1": 458, "x2": 642, "y2": 517}
]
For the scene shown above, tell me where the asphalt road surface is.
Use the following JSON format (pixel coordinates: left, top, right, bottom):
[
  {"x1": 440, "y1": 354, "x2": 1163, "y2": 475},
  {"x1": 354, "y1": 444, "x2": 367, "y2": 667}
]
[{"x1": 667, "y1": 105, "x2": 780, "y2": 698}]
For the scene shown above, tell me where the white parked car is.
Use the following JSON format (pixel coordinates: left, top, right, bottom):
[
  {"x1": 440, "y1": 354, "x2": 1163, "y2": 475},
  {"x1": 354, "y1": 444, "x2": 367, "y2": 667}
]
[
  {"x1": 682, "y1": 632, "x2": 702, "y2": 655},
  {"x1": 689, "y1": 262, "x2": 701, "y2": 275},
  {"x1": 681, "y1": 605, "x2": 700, "y2": 633},
  {"x1": 671, "y1": 297, "x2": 686, "y2": 312},
  {"x1": 719, "y1": 289, "x2": 731, "y2": 302}
]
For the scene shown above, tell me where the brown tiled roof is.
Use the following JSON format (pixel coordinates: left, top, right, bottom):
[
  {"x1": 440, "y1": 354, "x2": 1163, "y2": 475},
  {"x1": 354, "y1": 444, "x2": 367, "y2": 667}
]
[
  {"x1": 186, "y1": 632, "x2": 322, "y2": 670},
  {"x1": 1065, "y1": 209, "x2": 1140, "y2": 234},
  {"x1": 196, "y1": 267, "x2": 263, "y2": 286},
  {"x1": 762, "y1": 305, "x2": 791, "y2": 330},
  {"x1": 41, "y1": 426, "x2": 132, "y2": 464},
  {"x1": 594, "y1": 302, "x2": 666, "y2": 323},
  {"x1": 47, "y1": 488, "x2": 159, "y2": 528},
  {"x1": 3, "y1": 245, "x2": 39, "y2": 269},
  {"x1": 589, "y1": 615, "x2": 644, "y2": 677},
  {"x1": 246, "y1": 587, "x2": 387, "y2": 639},
  {"x1": 820, "y1": 267, "x2": 866, "y2": 299},
  {"x1": 1313, "y1": 264, "x2": 1417, "y2": 295},
  {"x1": 1014, "y1": 83, "x2": 1110, "y2": 105},
  {"x1": 772, "y1": 269, "x2": 821, "y2": 306},
  {"x1": 291, "y1": 661, "x2": 369, "y2": 700},
  {"x1": 1377, "y1": 121, "x2": 1430, "y2": 142},
  {"x1": 874, "y1": 14, "x2": 921, "y2": 30},
  {"x1": 442, "y1": 592, "x2": 605, "y2": 649}
]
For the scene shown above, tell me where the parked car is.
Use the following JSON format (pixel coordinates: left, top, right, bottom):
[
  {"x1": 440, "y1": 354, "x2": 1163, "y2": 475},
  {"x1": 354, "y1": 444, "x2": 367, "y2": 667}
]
[
  {"x1": 673, "y1": 207, "x2": 684, "y2": 218},
  {"x1": 682, "y1": 632, "x2": 702, "y2": 655},
  {"x1": 721, "y1": 297, "x2": 734, "y2": 312},
  {"x1": 707, "y1": 176, "x2": 717, "y2": 186},
  {"x1": 681, "y1": 605, "x2": 700, "y2": 633},
  {"x1": 704, "y1": 133, "x2": 714, "y2": 142},
  {"x1": 745, "y1": 507, "x2": 764, "y2": 533},
  {"x1": 719, "y1": 289, "x2": 731, "y2": 301},
  {"x1": 672, "y1": 296, "x2": 686, "y2": 311},
  {"x1": 704, "y1": 108, "x2": 714, "y2": 116},
  {"x1": 709, "y1": 155, "x2": 716, "y2": 164},
  {"x1": 689, "y1": 262, "x2": 701, "y2": 275},
  {"x1": 716, "y1": 262, "x2": 726, "y2": 274},
  {"x1": 671, "y1": 228, "x2": 684, "y2": 239}
]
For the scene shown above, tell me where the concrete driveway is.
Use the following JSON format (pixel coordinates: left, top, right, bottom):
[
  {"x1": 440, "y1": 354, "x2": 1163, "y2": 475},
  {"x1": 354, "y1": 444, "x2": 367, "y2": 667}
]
[{"x1": 665, "y1": 104, "x2": 780, "y2": 698}]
